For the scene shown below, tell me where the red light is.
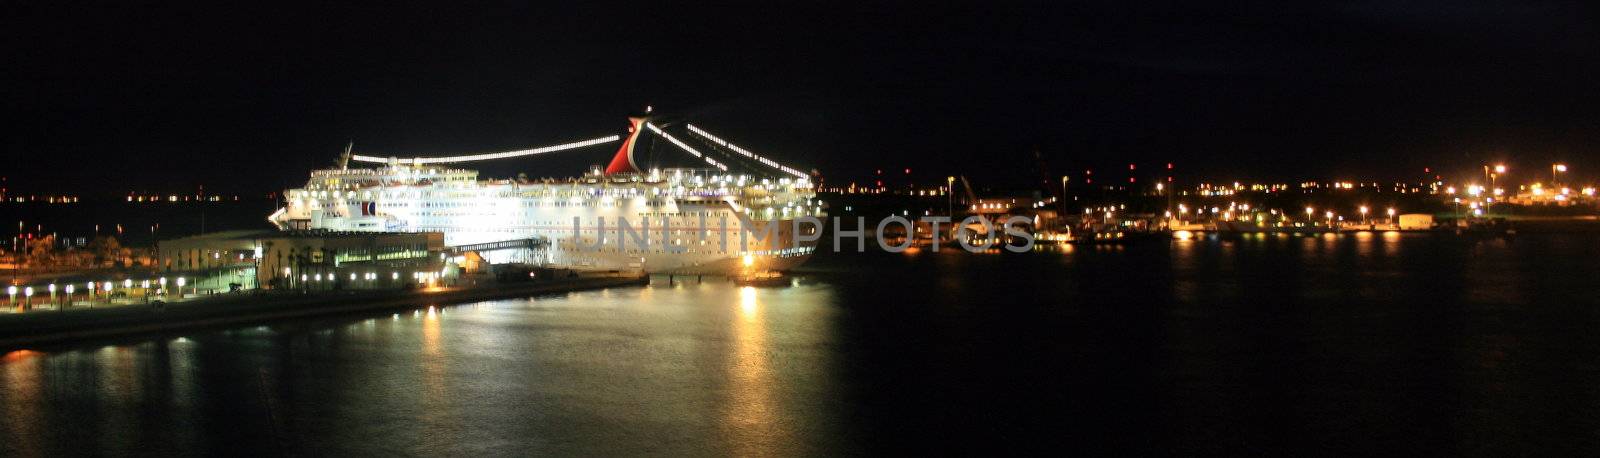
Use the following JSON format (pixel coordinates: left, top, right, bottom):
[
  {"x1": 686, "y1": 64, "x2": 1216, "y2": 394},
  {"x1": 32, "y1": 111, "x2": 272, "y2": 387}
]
[
  {"x1": 1085, "y1": 170, "x2": 1092, "y2": 175},
  {"x1": 1128, "y1": 177, "x2": 1135, "y2": 183},
  {"x1": 904, "y1": 168, "x2": 911, "y2": 175},
  {"x1": 1166, "y1": 163, "x2": 1174, "y2": 170},
  {"x1": 1128, "y1": 164, "x2": 1136, "y2": 171},
  {"x1": 1423, "y1": 167, "x2": 1430, "y2": 173},
  {"x1": 1167, "y1": 176, "x2": 1173, "y2": 182}
]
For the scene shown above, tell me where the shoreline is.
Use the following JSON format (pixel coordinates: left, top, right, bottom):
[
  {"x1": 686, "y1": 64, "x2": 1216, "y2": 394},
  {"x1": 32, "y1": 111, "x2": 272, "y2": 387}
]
[{"x1": 0, "y1": 275, "x2": 649, "y2": 350}]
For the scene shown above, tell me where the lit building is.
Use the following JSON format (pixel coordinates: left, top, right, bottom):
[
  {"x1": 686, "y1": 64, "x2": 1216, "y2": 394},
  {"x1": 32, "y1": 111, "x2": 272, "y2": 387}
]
[{"x1": 157, "y1": 230, "x2": 446, "y2": 291}]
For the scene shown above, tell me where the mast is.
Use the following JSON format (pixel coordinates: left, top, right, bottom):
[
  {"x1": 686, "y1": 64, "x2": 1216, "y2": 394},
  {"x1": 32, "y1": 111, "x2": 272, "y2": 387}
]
[{"x1": 338, "y1": 141, "x2": 353, "y2": 170}]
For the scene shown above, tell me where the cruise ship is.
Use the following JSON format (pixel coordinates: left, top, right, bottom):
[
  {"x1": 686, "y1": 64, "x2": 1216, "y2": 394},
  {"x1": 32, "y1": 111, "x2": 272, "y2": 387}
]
[{"x1": 268, "y1": 114, "x2": 823, "y2": 274}]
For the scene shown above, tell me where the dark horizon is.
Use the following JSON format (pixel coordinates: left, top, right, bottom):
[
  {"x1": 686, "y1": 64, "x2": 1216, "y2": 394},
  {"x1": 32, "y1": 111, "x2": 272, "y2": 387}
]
[{"x1": 5, "y1": 2, "x2": 1597, "y2": 195}]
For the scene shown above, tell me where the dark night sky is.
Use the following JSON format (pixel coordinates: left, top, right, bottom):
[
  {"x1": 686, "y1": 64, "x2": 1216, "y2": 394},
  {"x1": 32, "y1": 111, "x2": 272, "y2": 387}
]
[{"x1": 4, "y1": 1, "x2": 1597, "y2": 195}]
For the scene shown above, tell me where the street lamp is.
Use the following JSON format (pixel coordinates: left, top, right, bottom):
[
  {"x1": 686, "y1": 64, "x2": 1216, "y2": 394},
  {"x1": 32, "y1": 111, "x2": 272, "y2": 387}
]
[
  {"x1": 1554, "y1": 163, "x2": 1568, "y2": 186},
  {"x1": 1486, "y1": 165, "x2": 1505, "y2": 212},
  {"x1": 947, "y1": 176, "x2": 956, "y2": 217},
  {"x1": 1059, "y1": 175, "x2": 1069, "y2": 217},
  {"x1": 1386, "y1": 207, "x2": 1396, "y2": 225},
  {"x1": 1305, "y1": 207, "x2": 1315, "y2": 226},
  {"x1": 1359, "y1": 206, "x2": 1369, "y2": 225}
]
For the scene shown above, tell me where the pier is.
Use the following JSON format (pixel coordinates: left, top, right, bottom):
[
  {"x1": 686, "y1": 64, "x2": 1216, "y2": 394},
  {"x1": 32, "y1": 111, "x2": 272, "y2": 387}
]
[{"x1": 0, "y1": 274, "x2": 647, "y2": 350}]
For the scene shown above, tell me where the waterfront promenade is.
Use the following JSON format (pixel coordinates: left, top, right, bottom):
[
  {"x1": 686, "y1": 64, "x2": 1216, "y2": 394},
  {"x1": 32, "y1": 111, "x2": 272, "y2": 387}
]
[{"x1": 0, "y1": 274, "x2": 648, "y2": 349}]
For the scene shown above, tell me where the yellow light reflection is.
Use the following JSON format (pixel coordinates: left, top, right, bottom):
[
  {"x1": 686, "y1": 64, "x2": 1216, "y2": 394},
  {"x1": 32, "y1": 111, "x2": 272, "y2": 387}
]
[
  {"x1": 740, "y1": 286, "x2": 758, "y2": 316},
  {"x1": 725, "y1": 286, "x2": 783, "y2": 453},
  {"x1": 419, "y1": 305, "x2": 457, "y2": 449},
  {"x1": 2, "y1": 349, "x2": 43, "y2": 456}
]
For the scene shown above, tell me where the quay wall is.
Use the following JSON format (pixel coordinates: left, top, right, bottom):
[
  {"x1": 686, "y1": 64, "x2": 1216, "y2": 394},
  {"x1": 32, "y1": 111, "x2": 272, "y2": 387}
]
[{"x1": 0, "y1": 275, "x2": 649, "y2": 349}]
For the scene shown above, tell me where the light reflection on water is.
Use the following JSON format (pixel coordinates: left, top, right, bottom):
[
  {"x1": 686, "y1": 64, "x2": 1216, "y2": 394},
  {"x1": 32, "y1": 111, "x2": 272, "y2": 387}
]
[
  {"x1": 724, "y1": 286, "x2": 782, "y2": 454},
  {"x1": 2, "y1": 350, "x2": 43, "y2": 456},
  {"x1": 418, "y1": 306, "x2": 457, "y2": 451}
]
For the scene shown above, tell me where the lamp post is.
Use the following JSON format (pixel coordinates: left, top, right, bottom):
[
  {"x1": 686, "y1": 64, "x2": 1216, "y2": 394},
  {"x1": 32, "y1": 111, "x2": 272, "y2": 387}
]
[
  {"x1": 1060, "y1": 173, "x2": 1070, "y2": 201},
  {"x1": 946, "y1": 176, "x2": 955, "y2": 217},
  {"x1": 1359, "y1": 206, "x2": 1369, "y2": 226},
  {"x1": 1386, "y1": 207, "x2": 1396, "y2": 226},
  {"x1": 1553, "y1": 163, "x2": 1568, "y2": 187},
  {"x1": 1489, "y1": 165, "x2": 1505, "y2": 214},
  {"x1": 1305, "y1": 207, "x2": 1315, "y2": 226}
]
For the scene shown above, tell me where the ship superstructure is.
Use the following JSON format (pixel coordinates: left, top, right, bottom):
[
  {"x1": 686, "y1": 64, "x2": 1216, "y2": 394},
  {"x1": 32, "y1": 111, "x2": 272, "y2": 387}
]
[{"x1": 270, "y1": 115, "x2": 823, "y2": 274}]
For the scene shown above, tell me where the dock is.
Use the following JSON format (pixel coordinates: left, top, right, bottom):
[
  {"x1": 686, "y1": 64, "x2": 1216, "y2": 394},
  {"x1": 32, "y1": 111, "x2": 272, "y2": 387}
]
[{"x1": 0, "y1": 274, "x2": 649, "y2": 350}]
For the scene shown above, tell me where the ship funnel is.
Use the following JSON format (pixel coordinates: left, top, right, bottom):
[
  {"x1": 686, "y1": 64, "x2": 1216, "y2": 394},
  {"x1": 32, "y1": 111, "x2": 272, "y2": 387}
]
[{"x1": 605, "y1": 115, "x2": 648, "y2": 175}]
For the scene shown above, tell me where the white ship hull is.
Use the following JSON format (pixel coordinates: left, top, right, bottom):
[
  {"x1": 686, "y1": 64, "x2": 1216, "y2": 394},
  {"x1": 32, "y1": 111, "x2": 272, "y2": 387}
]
[{"x1": 271, "y1": 167, "x2": 822, "y2": 275}]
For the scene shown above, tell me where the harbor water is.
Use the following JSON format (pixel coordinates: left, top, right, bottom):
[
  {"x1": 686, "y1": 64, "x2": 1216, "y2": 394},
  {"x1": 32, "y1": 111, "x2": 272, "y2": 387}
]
[{"x1": 5, "y1": 232, "x2": 1600, "y2": 455}]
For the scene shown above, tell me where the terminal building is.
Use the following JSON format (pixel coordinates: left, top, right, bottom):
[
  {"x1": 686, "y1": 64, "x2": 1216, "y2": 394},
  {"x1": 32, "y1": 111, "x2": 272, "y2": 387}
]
[{"x1": 157, "y1": 230, "x2": 448, "y2": 292}]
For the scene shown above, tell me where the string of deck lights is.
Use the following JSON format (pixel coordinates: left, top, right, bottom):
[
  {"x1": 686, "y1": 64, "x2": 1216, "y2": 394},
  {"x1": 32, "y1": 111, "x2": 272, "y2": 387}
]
[
  {"x1": 339, "y1": 121, "x2": 803, "y2": 179},
  {"x1": 645, "y1": 122, "x2": 729, "y2": 172},
  {"x1": 685, "y1": 124, "x2": 809, "y2": 179},
  {"x1": 350, "y1": 134, "x2": 621, "y2": 165}
]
